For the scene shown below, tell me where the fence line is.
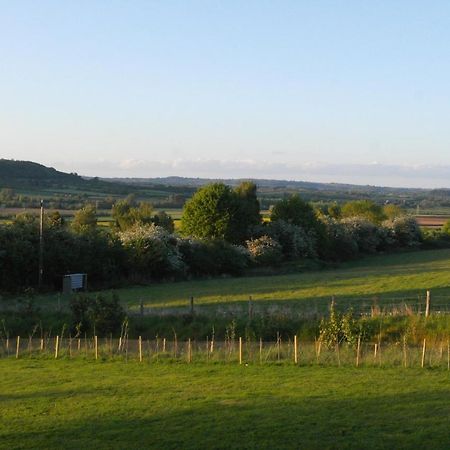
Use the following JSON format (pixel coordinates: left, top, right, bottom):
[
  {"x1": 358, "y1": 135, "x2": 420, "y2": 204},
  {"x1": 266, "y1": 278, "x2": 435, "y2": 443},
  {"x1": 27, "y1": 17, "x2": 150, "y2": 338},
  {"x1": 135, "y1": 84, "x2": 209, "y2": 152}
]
[{"x1": 2, "y1": 335, "x2": 450, "y2": 369}]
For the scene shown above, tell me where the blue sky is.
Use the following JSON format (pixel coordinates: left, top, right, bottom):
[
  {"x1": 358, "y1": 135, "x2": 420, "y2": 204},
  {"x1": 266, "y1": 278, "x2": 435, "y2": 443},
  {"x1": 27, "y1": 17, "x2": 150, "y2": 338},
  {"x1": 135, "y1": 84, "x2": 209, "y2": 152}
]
[{"x1": 1, "y1": 1, "x2": 450, "y2": 187}]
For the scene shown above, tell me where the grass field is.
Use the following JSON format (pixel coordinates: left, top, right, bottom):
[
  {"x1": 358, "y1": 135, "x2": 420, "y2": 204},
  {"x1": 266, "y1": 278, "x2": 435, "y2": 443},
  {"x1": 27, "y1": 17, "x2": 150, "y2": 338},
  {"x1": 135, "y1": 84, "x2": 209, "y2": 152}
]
[
  {"x1": 0, "y1": 359, "x2": 449, "y2": 449},
  {"x1": 30, "y1": 248, "x2": 450, "y2": 316}
]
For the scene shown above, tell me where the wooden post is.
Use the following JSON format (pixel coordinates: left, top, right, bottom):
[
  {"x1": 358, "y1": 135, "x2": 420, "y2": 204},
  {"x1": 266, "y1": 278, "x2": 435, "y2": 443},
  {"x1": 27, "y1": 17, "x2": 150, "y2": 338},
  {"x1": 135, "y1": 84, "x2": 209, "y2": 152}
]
[
  {"x1": 317, "y1": 338, "x2": 322, "y2": 364},
  {"x1": 239, "y1": 337, "x2": 242, "y2": 365},
  {"x1": 259, "y1": 338, "x2": 263, "y2": 364},
  {"x1": 54, "y1": 335, "x2": 59, "y2": 359},
  {"x1": 188, "y1": 339, "x2": 192, "y2": 363},
  {"x1": 374, "y1": 343, "x2": 378, "y2": 359},
  {"x1": 94, "y1": 336, "x2": 98, "y2": 360},
  {"x1": 163, "y1": 338, "x2": 166, "y2": 353},
  {"x1": 277, "y1": 332, "x2": 281, "y2": 362},
  {"x1": 40, "y1": 338, "x2": 44, "y2": 352},
  {"x1": 138, "y1": 336, "x2": 142, "y2": 362},
  {"x1": 15, "y1": 336, "x2": 20, "y2": 359},
  {"x1": 336, "y1": 342, "x2": 341, "y2": 367},
  {"x1": 447, "y1": 338, "x2": 450, "y2": 371},
  {"x1": 77, "y1": 338, "x2": 81, "y2": 352},
  {"x1": 356, "y1": 335, "x2": 361, "y2": 367},
  {"x1": 425, "y1": 291, "x2": 430, "y2": 318},
  {"x1": 6, "y1": 338, "x2": 9, "y2": 356},
  {"x1": 210, "y1": 337, "x2": 214, "y2": 354},
  {"x1": 403, "y1": 335, "x2": 407, "y2": 368},
  {"x1": 421, "y1": 338, "x2": 426, "y2": 368},
  {"x1": 294, "y1": 335, "x2": 298, "y2": 364},
  {"x1": 118, "y1": 336, "x2": 122, "y2": 352}
]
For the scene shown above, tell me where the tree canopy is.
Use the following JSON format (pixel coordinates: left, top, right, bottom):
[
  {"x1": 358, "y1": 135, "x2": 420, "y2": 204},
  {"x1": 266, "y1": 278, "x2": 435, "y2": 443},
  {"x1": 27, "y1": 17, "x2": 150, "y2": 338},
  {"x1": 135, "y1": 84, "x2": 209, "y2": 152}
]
[{"x1": 181, "y1": 182, "x2": 260, "y2": 243}]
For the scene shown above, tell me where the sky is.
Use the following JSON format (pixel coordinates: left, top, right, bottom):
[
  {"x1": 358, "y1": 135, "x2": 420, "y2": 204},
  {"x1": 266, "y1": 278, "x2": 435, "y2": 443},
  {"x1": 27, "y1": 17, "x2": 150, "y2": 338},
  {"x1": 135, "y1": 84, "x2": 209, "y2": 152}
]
[{"x1": 1, "y1": 1, "x2": 450, "y2": 187}]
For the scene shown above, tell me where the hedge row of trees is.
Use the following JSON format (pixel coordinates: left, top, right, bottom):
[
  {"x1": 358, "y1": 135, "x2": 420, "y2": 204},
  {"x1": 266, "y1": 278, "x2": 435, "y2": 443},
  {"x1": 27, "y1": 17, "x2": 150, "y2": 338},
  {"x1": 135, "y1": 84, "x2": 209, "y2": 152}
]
[{"x1": 0, "y1": 182, "x2": 429, "y2": 292}]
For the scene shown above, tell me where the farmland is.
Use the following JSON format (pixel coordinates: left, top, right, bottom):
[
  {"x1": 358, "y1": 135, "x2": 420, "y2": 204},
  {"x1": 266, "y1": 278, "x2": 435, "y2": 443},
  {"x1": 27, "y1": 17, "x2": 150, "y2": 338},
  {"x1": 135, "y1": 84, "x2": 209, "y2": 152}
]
[
  {"x1": 0, "y1": 359, "x2": 449, "y2": 449},
  {"x1": 29, "y1": 248, "x2": 450, "y2": 317}
]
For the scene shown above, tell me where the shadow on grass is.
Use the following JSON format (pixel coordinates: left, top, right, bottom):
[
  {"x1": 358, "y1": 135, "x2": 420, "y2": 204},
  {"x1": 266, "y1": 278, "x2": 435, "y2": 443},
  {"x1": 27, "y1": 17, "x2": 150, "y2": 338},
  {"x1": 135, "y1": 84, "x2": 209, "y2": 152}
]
[{"x1": 2, "y1": 389, "x2": 449, "y2": 449}]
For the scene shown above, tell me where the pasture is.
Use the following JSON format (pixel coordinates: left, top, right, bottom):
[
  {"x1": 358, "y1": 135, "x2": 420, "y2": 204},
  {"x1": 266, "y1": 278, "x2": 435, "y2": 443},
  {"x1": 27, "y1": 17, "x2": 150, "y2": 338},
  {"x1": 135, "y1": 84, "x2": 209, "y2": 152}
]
[
  {"x1": 0, "y1": 359, "x2": 449, "y2": 449},
  {"x1": 31, "y1": 248, "x2": 450, "y2": 317}
]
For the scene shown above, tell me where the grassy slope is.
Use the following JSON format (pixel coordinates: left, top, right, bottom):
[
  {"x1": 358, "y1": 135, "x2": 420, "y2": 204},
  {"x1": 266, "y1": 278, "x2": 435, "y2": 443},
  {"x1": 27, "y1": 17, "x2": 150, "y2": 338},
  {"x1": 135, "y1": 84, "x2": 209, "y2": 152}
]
[
  {"x1": 34, "y1": 248, "x2": 450, "y2": 314},
  {"x1": 0, "y1": 359, "x2": 449, "y2": 449}
]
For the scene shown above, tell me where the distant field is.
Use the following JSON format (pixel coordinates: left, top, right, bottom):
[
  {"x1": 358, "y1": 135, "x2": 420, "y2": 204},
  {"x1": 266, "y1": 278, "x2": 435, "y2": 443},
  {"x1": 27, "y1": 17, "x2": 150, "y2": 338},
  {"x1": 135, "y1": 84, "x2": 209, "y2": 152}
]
[
  {"x1": 30, "y1": 249, "x2": 450, "y2": 316},
  {"x1": 416, "y1": 215, "x2": 450, "y2": 228},
  {"x1": 0, "y1": 359, "x2": 449, "y2": 449}
]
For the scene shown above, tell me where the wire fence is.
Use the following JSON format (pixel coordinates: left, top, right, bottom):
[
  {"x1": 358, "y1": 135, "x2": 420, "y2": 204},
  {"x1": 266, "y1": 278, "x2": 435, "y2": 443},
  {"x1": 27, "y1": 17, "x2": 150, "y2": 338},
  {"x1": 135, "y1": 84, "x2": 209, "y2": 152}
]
[{"x1": 2, "y1": 336, "x2": 450, "y2": 369}]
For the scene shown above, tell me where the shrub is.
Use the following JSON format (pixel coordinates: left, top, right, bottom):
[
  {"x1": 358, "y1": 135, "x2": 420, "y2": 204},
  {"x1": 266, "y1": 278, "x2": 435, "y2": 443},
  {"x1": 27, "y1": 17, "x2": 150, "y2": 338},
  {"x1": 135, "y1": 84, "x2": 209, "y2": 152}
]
[
  {"x1": 383, "y1": 216, "x2": 422, "y2": 248},
  {"x1": 340, "y1": 217, "x2": 382, "y2": 254},
  {"x1": 119, "y1": 224, "x2": 185, "y2": 279},
  {"x1": 246, "y1": 235, "x2": 282, "y2": 266},
  {"x1": 178, "y1": 239, "x2": 250, "y2": 276}
]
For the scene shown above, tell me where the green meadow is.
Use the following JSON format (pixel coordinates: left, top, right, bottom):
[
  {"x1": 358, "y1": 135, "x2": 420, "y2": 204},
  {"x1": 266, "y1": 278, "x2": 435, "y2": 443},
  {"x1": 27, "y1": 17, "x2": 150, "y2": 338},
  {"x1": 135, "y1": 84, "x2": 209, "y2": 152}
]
[
  {"x1": 0, "y1": 359, "x2": 449, "y2": 449},
  {"x1": 31, "y1": 248, "x2": 450, "y2": 316}
]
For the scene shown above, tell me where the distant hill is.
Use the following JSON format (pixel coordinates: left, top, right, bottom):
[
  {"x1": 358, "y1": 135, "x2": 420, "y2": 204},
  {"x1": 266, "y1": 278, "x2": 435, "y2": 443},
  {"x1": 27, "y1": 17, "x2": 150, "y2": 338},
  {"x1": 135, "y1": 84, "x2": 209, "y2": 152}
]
[
  {"x1": 0, "y1": 159, "x2": 84, "y2": 187},
  {"x1": 2, "y1": 159, "x2": 450, "y2": 211},
  {"x1": 0, "y1": 159, "x2": 146, "y2": 197}
]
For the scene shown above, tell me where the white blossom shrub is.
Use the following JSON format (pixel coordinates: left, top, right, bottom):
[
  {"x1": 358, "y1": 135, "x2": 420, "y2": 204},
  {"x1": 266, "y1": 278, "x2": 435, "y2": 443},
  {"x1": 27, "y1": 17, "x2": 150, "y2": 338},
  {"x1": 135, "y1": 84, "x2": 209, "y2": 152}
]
[
  {"x1": 119, "y1": 223, "x2": 185, "y2": 277},
  {"x1": 246, "y1": 235, "x2": 283, "y2": 266}
]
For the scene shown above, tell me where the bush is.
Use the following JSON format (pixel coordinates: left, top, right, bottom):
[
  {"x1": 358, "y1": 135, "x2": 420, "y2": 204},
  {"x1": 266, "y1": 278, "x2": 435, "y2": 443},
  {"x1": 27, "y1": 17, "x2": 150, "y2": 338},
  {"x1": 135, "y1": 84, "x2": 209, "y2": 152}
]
[
  {"x1": 70, "y1": 293, "x2": 125, "y2": 335},
  {"x1": 119, "y1": 224, "x2": 185, "y2": 279},
  {"x1": 319, "y1": 216, "x2": 358, "y2": 260},
  {"x1": 246, "y1": 235, "x2": 283, "y2": 266},
  {"x1": 254, "y1": 220, "x2": 316, "y2": 260},
  {"x1": 383, "y1": 216, "x2": 422, "y2": 248},
  {"x1": 340, "y1": 217, "x2": 383, "y2": 254},
  {"x1": 178, "y1": 239, "x2": 250, "y2": 276}
]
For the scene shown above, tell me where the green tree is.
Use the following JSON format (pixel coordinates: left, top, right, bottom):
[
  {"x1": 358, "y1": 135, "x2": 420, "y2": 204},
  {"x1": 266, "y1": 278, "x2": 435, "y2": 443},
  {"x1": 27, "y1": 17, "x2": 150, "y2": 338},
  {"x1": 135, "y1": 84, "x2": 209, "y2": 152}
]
[
  {"x1": 234, "y1": 181, "x2": 261, "y2": 241},
  {"x1": 270, "y1": 194, "x2": 317, "y2": 231},
  {"x1": 383, "y1": 204, "x2": 405, "y2": 220},
  {"x1": 71, "y1": 205, "x2": 97, "y2": 233},
  {"x1": 112, "y1": 199, "x2": 154, "y2": 231},
  {"x1": 181, "y1": 183, "x2": 238, "y2": 241},
  {"x1": 341, "y1": 200, "x2": 386, "y2": 224},
  {"x1": 181, "y1": 182, "x2": 261, "y2": 243}
]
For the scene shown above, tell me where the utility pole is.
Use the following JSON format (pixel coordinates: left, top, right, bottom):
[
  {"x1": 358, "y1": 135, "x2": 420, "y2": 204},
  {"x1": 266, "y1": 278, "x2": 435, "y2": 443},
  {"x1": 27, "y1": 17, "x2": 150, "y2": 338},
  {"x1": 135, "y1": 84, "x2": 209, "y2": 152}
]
[{"x1": 38, "y1": 199, "x2": 44, "y2": 288}]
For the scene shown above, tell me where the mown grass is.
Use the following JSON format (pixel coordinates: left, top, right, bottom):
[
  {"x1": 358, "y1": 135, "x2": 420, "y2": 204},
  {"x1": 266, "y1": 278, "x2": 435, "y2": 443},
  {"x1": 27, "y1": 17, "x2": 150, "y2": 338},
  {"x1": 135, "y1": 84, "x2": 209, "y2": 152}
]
[
  {"x1": 29, "y1": 249, "x2": 450, "y2": 315},
  {"x1": 0, "y1": 359, "x2": 449, "y2": 449}
]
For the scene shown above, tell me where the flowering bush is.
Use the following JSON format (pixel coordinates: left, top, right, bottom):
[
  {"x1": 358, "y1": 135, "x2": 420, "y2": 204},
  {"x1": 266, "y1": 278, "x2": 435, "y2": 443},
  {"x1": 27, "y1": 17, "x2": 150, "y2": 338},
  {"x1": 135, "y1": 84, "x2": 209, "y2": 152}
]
[
  {"x1": 246, "y1": 235, "x2": 283, "y2": 266},
  {"x1": 119, "y1": 224, "x2": 185, "y2": 278}
]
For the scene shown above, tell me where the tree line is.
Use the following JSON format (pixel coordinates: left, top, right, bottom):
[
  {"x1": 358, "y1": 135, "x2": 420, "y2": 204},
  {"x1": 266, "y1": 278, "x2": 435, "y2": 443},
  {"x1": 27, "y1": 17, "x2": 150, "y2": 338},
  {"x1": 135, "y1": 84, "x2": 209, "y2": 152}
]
[{"x1": 0, "y1": 181, "x2": 446, "y2": 293}]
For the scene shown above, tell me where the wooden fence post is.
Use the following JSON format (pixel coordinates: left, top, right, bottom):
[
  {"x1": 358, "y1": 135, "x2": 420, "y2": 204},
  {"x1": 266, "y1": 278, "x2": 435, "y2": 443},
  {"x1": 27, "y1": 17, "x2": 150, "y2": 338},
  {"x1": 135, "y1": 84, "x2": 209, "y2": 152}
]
[
  {"x1": 425, "y1": 291, "x2": 431, "y2": 318},
  {"x1": 15, "y1": 336, "x2": 20, "y2": 359},
  {"x1": 403, "y1": 335, "x2": 407, "y2": 368},
  {"x1": 138, "y1": 336, "x2": 143, "y2": 362},
  {"x1": 94, "y1": 336, "x2": 98, "y2": 360},
  {"x1": 447, "y1": 338, "x2": 449, "y2": 371},
  {"x1": 239, "y1": 337, "x2": 242, "y2": 365},
  {"x1": 421, "y1": 338, "x2": 426, "y2": 368},
  {"x1": 188, "y1": 339, "x2": 192, "y2": 363},
  {"x1": 163, "y1": 338, "x2": 166, "y2": 353},
  {"x1": 316, "y1": 338, "x2": 322, "y2": 364},
  {"x1": 356, "y1": 335, "x2": 361, "y2": 367},
  {"x1": 259, "y1": 338, "x2": 263, "y2": 364},
  {"x1": 336, "y1": 342, "x2": 341, "y2": 367},
  {"x1": 54, "y1": 336, "x2": 59, "y2": 359},
  {"x1": 294, "y1": 335, "x2": 298, "y2": 364},
  {"x1": 277, "y1": 332, "x2": 281, "y2": 362},
  {"x1": 6, "y1": 337, "x2": 9, "y2": 356}
]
